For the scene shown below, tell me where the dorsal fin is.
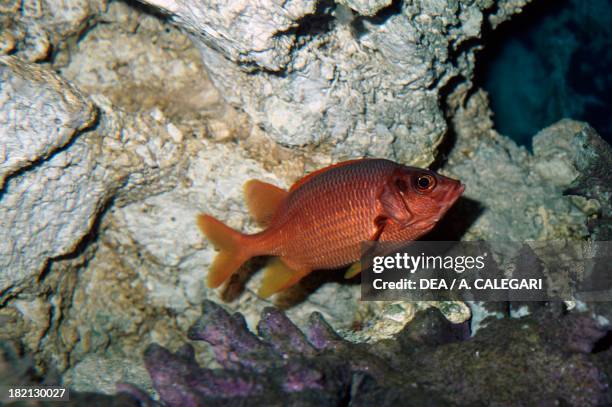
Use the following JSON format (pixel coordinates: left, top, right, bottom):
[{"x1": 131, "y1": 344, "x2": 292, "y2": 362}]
[
  {"x1": 243, "y1": 180, "x2": 288, "y2": 226},
  {"x1": 289, "y1": 158, "x2": 370, "y2": 192}
]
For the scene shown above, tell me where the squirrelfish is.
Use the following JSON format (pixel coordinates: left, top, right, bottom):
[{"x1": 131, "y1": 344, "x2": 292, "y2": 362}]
[{"x1": 197, "y1": 158, "x2": 464, "y2": 298}]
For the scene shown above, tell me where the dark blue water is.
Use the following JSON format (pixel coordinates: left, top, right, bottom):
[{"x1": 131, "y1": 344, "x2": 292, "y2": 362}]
[{"x1": 476, "y1": 0, "x2": 612, "y2": 147}]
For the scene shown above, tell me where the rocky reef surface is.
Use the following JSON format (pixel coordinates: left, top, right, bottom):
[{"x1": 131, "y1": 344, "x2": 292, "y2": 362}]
[
  {"x1": 142, "y1": 301, "x2": 612, "y2": 406},
  {"x1": 3, "y1": 300, "x2": 612, "y2": 405},
  {"x1": 0, "y1": 0, "x2": 611, "y2": 404}
]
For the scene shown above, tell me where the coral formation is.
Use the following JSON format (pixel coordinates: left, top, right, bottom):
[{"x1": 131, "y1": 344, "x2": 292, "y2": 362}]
[{"x1": 137, "y1": 301, "x2": 611, "y2": 406}]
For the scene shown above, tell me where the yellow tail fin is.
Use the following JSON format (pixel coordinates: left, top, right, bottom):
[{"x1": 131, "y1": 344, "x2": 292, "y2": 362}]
[{"x1": 197, "y1": 214, "x2": 250, "y2": 288}]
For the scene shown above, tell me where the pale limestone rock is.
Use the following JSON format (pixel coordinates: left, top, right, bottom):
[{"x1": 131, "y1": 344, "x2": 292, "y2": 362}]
[
  {"x1": 336, "y1": 0, "x2": 392, "y2": 16},
  {"x1": 0, "y1": 56, "x2": 96, "y2": 190},
  {"x1": 140, "y1": 0, "x2": 495, "y2": 167},
  {"x1": 58, "y1": 1, "x2": 221, "y2": 123},
  {"x1": 62, "y1": 354, "x2": 153, "y2": 396},
  {"x1": 488, "y1": 0, "x2": 532, "y2": 28},
  {"x1": 0, "y1": 0, "x2": 106, "y2": 61},
  {"x1": 0, "y1": 56, "x2": 98, "y2": 296},
  {"x1": 444, "y1": 90, "x2": 589, "y2": 243},
  {"x1": 445, "y1": 91, "x2": 594, "y2": 330},
  {"x1": 0, "y1": 54, "x2": 188, "y2": 301}
]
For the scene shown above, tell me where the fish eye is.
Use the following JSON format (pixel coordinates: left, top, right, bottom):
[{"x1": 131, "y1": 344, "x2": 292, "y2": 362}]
[{"x1": 416, "y1": 174, "x2": 435, "y2": 191}]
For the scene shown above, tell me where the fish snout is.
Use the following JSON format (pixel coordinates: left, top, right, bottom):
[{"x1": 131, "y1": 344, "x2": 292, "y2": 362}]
[
  {"x1": 456, "y1": 181, "x2": 466, "y2": 196},
  {"x1": 441, "y1": 180, "x2": 465, "y2": 209},
  {"x1": 428, "y1": 180, "x2": 464, "y2": 222}
]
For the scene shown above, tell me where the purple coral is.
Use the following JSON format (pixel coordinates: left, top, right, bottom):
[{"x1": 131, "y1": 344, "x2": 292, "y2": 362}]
[
  {"x1": 141, "y1": 301, "x2": 611, "y2": 406},
  {"x1": 142, "y1": 301, "x2": 442, "y2": 406},
  {"x1": 144, "y1": 302, "x2": 351, "y2": 406}
]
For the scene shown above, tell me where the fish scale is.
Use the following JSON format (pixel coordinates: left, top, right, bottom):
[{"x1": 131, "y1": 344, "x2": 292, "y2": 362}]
[{"x1": 270, "y1": 167, "x2": 386, "y2": 269}]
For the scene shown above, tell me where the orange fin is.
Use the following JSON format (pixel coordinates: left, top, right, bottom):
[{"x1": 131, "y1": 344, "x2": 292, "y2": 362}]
[
  {"x1": 197, "y1": 214, "x2": 251, "y2": 288},
  {"x1": 289, "y1": 158, "x2": 371, "y2": 192},
  {"x1": 243, "y1": 180, "x2": 288, "y2": 226},
  {"x1": 369, "y1": 215, "x2": 387, "y2": 241},
  {"x1": 344, "y1": 262, "x2": 362, "y2": 279},
  {"x1": 257, "y1": 257, "x2": 310, "y2": 298}
]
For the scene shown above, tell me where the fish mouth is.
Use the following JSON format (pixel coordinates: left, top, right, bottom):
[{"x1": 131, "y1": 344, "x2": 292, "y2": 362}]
[
  {"x1": 456, "y1": 182, "x2": 466, "y2": 196},
  {"x1": 445, "y1": 181, "x2": 465, "y2": 205},
  {"x1": 433, "y1": 182, "x2": 465, "y2": 222}
]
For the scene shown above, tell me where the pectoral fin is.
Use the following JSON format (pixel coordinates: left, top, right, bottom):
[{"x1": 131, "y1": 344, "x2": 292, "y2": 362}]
[
  {"x1": 243, "y1": 180, "x2": 288, "y2": 226},
  {"x1": 258, "y1": 258, "x2": 310, "y2": 298},
  {"x1": 370, "y1": 215, "x2": 388, "y2": 241},
  {"x1": 344, "y1": 262, "x2": 362, "y2": 279}
]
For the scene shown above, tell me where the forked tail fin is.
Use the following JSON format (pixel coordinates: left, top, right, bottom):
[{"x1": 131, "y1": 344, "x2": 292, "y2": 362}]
[{"x1": 196, "y1": 214, "x2": 251, "y2": 288}]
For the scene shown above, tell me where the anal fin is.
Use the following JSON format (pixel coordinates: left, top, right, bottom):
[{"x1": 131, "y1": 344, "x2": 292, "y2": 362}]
[
  {"x1": 258, "y1": 257, "x2": 310, "y2": 298},
  {"x1": 243, "y1": 180, "x2": 288, "y2": 226}
]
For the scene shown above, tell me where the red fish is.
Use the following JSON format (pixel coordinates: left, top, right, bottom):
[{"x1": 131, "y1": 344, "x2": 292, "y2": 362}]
[{"x1": 197, "y1": 158, "x2": 464, "y2": 298}]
